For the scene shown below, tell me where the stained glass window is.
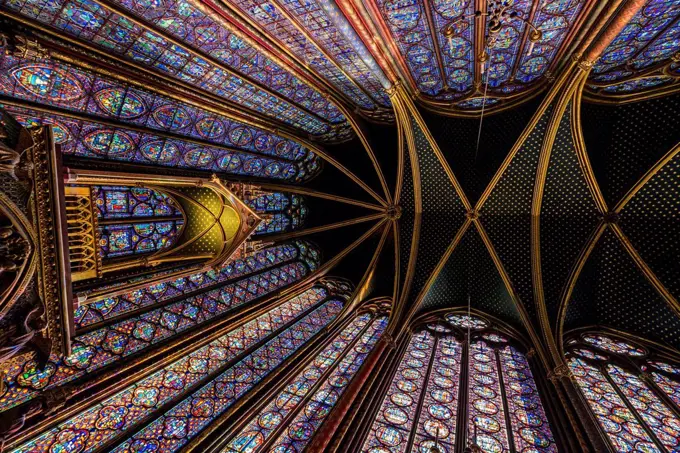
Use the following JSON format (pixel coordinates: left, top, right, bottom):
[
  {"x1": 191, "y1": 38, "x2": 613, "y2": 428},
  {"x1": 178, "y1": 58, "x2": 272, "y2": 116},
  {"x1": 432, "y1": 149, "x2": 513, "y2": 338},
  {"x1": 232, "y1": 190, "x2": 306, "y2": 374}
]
[
  {"x1": 74, "y1": 241, "x2": 312, "y2": 328},
  {"x1": 11, "y1": 285, "x2": 345, "y2": 453},
  {"x1": 0, "y1": 57, "x2": 320, "y2": 179},
  {"x1": 589, "y1": 0, "x2": 680, "y2": 93},
  {"x1": 567, "y1": 332, "x2": 680, "y2": 452},
  {"x1": 6, "y1": 105, "x2": 317, "y2": 182},
  {"x1": 0, "y1": 258, "x2": 315, "y2": 413},
  {"x1": 1, "y1": 0, "x2": 346, "y2": 134},
  {"x1": 93, "y1": 186, "x2": 182, "y2": 219},
  {"x1": 360, "y1": 313, "x2": 557, "y2": 452},
  {"x1": 221, "y1": 311, "x2": 388, "y2": 452},
  {"x1": 373, "y1": 0, "x2": 587, "y2": 100},
  {"x1": 245, "y1": 191, "x2": 308, "y2": 235},
  {"x1": 99, "y1": 220, "x2": 184, "y2": 258}
]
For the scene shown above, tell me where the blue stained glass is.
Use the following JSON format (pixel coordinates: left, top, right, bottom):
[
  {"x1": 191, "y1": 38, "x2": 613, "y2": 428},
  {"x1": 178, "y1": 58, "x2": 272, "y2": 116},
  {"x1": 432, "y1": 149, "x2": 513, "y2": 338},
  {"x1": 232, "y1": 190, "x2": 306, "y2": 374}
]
[
  {"x1": 222, "y1": 313, "x2": 376, "y2": 453},
  {"x1": 98, "y1": 220, "x2": 183, "y2": 258},
  {"x1": 224, "y1": 0, "x2": 390, "y2": 109},
  {"x1": 246, "y1": 192, "x2": 308, "y2": 235},
  {"x1": 455, "y1": 97, "x2": 500, "y2": 109},
  {"x1": 590, "y1": 0, "x2": 680, "y2": 87},
  {"x1": 93, "y1": 186, "x2": 182, "y2": 219},
  {"x1": 10, "y1": 287, "x2": 341, "y2": 453},
  {"x1": 601, "y1": 76, "x2": 673, "y2": 93},
  {"x1": 0, "y1": 261, "x2": 316, "y2": 413},
  {"x1": 515, "y1": 0, "x2": 587, "y2": 84},
  {"x1": 108, "y1": 299, "x2": 345, "y2": 453},
  {"x1": 1, "y1": 0, "x2": 347, "y2": 134},
  {"x1": 0, "y1": 55, "x2": 313, "y2": 162},
  {"x1": 269, "y1": 316, "x2": 388, "y2": 451},
  {"x1": 3, "y1": 105, "x2": 317, "y2": 182}
]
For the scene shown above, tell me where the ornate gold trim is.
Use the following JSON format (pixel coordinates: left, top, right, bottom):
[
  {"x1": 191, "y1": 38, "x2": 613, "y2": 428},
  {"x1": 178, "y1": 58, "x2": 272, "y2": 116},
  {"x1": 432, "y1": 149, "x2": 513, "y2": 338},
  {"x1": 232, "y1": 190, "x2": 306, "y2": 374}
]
[
  {"x1": 610, "y1": 223, "x2": 680, "y2": 318},
  {"x1": 263, "y1": 212, "x2": 386, "y2": 242},
  {"x1": 473, "y1": 219, "x2": 551, "y2": 369},
  {"x1": 614, "y1": 141, "x2": 680, "y2": 213},
  {"x1": 255, "y1": 183, "x2": 385, "y2": 212},
  {"x1": 555, "y1": 221, "x2": 606, "y2": 359}
]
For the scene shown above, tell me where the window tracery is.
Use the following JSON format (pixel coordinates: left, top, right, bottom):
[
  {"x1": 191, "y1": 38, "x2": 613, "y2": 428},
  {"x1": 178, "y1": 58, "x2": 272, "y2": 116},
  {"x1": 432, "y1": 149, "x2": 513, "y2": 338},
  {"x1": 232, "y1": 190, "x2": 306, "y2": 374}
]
[
  {"x1": 566, "y1": 331, "x2": 680, "y2": 452},
  {"x1": 361, "y1": 312, "x2": 557, "y2": 453}
]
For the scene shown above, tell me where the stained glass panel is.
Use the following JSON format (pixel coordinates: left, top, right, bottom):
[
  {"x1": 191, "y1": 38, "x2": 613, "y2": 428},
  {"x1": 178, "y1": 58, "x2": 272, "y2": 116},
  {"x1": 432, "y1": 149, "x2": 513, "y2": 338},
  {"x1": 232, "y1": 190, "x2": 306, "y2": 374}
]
[
  {"x1": 0, "y1": 57, "x2": 317, "y2": 162},
  {"x1": 582, "y1": 334, "x2": 646, "y2": 357},
  {"x1": 1, "y1": 0, "x2": 345, "y2": 134},
  {"x1": 246, "y1": 192, "x2": 308, "y2": 235},
  {"x1": 652, "y1": 372, "x2": 680, "y2": 409},
  {"x1": 499, "y1": 346, "x2": 557, "y2": 452},
  {"x1": 270, "y1": 316, "x2": 388, "y2": 451},
  {"x1": 446, "y1": 314, "x2": 488, "y2": 330},
  {"x1": 590, "y1": 0, "x2": 680, "y2": 88},
  {"x1": 74, "y1": 243, "x2": 303, "y2": 328},
  {"x1": 608, "y1": 365, "x2": 680, "y2": 451},
  {"x1": 5, "y1": 105, "x2": 315, "y2": 182},
  {"x1": 569, "y1": 358, "x2": 659, "y2": 452},
  {"x1": 110, "y1": 301, "x2": 345, "y2": 453},
  {"x1": 468, "y1": 341, "x2": 510, "y2": 453},
  {"x1": 93, "y1": 186, "x2": 182, "y2": 219},
  {"x1": 222, "y1": 313, "x2": 374, "y2": 453},
  {"x1": 0, "y1": 262, "x2": 310, "y2": 413},
  {"x1": 223, "y1": 0, "x2": 390, "y2": 109},
  {"x1": 412, "y1": 336, "x2": 460, "y2": 453},
  {"x1": 12, "y1": 290, "x2": 343, "y2": 453},
  {"x1": 360, "y1": 331, "x2": 435, "y2": 452},
  {"x1": 98, "y1": 220, "x2": 184, "y2": 258}
]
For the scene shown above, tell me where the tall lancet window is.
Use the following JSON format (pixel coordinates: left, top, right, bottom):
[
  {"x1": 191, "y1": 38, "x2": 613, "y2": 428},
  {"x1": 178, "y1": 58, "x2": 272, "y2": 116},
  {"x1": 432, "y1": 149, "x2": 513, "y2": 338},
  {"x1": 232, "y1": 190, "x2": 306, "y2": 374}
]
[
  {"x1": 220, "y1": 299, "x2": 390, "y2": 452},
  {"x1": 566, "y1": 332, "x2": 680, "y2": 452},
  {"x1": 360, "y1": 312, "x2": 557, "y2": 452},
  {"x1": 9, "y1": 280, "x2": 351, "y2": 453}
]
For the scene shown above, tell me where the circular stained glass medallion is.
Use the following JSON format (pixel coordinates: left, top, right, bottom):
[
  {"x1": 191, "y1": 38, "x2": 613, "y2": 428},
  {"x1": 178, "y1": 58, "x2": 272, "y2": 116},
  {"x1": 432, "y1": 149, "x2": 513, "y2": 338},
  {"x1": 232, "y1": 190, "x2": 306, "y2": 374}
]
[
  {"x1": 384, "y1": 407, "x2": 409, "y2": 425},
  {"x1": 375, "y1": 425, "x2": 403, "y2": 447},
  {"x1": 473, "y1": 399, "x2": 499, "y2": 415},
  {"x1": 391, "y1": 393, "x2": 413, "y2": 407}
]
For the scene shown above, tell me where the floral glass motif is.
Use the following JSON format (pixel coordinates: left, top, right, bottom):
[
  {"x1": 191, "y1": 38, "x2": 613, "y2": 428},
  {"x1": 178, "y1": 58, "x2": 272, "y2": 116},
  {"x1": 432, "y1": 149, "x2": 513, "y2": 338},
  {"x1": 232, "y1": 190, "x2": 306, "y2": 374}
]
[
  {"x1": 1, "y1": 0, "x2": 346, "y2": 134},
  {"x1": 268, "y1": 315, "x2": 389, "y2": 451},
  {"x1": 12, "y1": 287, "x2": 344, "y2": 453},
  {"x1": 246, "y1": 192, "x2": 308, "y2": 235},
  {"x1": 93, "y1": 186, "x2": 182, "y2": 219},
  {"x1": 98, "y1": 220, "x2": 184, "y2": 258},
  {"x1": 361, "y1": 314, "x2": 557, "y2": 452},
  {"x1": 582, "y1": 334, "x2": 646, "y2": 357},
  {"x1": 590, "y1": 0, "x2": 680, "y2": 92},
  {"x1": 6, "y1": 105, "x2": 316, "y2": 182},
  {"x1": 110, "y1": 301, "x2": 346, "y2": 453},
  {"x1": 0, "y1": 262, "x2": 312, "y2": 413},
  {"x1": 74, "y1": 242, "x2": 315, "y2": 328},
  {"x1": 0, "y1": 56, "x2": 319, "y2": 166}
]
